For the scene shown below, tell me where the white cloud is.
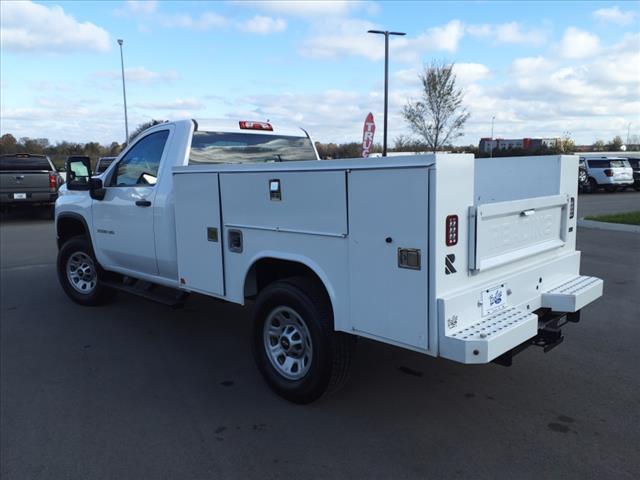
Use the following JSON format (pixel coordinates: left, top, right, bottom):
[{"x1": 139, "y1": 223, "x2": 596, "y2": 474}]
[
  {"x1": 0, "y1": 0, "x2": 110, "y2": 53},
  {"x1": 159, "y1": 12, "x2": 227, "y2": 30},
  {"x1": 301, "y1": 19, "x2": 465, "y2": 62},
  {"x1": 300, "y1": 18, "x2": 381, "y2": 60},
  {"x1": 559, "y1": 27, "x2": 600, "y2": 59},
  {"x1": 593, "y1": 6, "x2": 637, "y2": 26},
  {"x1": 239, "y1": 1, "x2": 372, "y2": 17},
  {"x1": 125, "y1": 0, "x2": 157, "y2": 14},
  {"x1": 134, "y1": 99, "x2": 204, "y2": 110},
  {"x1": 95, "y1": 67, "x2": 179, "y2": 84},
  {"x1": 467, "y1": 22, "x2": 548, "y2": 46},
  {"x1": 392, "y1": 20, "x2": 465, "y2": 62},
  {"x1": 395, "y1": 63, "x2": 490, "y2": 88},
  {"x1": 240, "y1": 16, "x2": 287, "y2": 34}
]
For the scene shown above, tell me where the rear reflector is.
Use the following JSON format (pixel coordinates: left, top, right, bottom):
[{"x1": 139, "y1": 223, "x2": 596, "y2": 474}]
[
  {"x1": 569, "y1": 197, "x2": 575, "y2": 219},
  {"x1": 239, "y1": 121, "x2": 273, "y2": 131},
  {"x1": 446, "y1": 215, "x2": 458, "y2": 246}
]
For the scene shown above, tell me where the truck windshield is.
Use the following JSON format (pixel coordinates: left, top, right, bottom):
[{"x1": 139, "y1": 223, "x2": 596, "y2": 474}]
[
  {"x1": 0, "y1": 156, "x2": 52, "y2": 171},
  {"x1": 189, "y1": 131, "x2": 317, "y2": 164}
]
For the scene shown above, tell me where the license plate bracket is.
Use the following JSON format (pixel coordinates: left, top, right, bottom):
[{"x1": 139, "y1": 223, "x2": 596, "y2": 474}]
[{"x1": 482, "y1": 284, "x2": 508, "y2": 316}]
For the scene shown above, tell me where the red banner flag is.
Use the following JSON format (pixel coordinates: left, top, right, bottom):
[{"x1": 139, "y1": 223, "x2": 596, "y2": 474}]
[{"x1": 362, "y1": 112, "x2": 376, "y2": 157}]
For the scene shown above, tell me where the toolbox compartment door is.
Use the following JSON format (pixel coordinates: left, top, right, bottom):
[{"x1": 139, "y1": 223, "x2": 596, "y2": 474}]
[
  {"x1": 470, "y1": 194, "x2": 568, "y2": 272},
  {"x1": 174, "y1": 172, "x2": 225, "y2": 296}
]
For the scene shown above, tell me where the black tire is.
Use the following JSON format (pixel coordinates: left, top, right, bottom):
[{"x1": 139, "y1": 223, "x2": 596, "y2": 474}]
[
  {"x1": 252, "y1": 276, "x2": 354, "y2": 404},
  {"x1": 588, "y1": 178, "x2": 598, "y2": 193},
  {"x1": 57, "y1": 236, "x2": 115, "y2": 306}
]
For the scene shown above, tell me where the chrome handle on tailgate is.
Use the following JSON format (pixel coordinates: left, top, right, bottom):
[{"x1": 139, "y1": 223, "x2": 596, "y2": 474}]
[{"x1": 520, "y1": 209, "x2": 535, "y2": 216}]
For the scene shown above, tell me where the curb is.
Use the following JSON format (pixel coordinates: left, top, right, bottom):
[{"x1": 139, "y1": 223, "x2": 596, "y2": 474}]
[{"x1": 577, "y1": 218, "x2": 640, "y2": 234}]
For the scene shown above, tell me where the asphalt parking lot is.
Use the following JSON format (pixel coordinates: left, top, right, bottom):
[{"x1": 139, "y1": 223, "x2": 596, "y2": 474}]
[{"x1": 1, "y1": 192, "x2": 639, "y2": 480}]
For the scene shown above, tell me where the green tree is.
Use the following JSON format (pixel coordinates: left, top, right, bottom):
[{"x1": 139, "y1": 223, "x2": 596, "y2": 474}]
[
  {"x1": 607, "y1": 135, "x2": 623, "y2": 151},
  {"x1": 401, "y1": 61, "x2": 470, "y2": 153},
  {"x1": 0, "y1": 133, "x2": 18, "y2": 154},
  {"x1": 592, "y1": 140, "x2": 605, "y2": 151}
]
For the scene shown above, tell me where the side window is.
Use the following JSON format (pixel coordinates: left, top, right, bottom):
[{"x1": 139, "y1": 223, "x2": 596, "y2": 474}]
[{"x1": 113, "y1": 130, "x2": 170, "y2": 187}]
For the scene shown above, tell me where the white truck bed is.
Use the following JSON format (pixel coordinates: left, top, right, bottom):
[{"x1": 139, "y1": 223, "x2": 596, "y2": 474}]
[{"x1": 172, "y1": 153, "x2": 601, "y2": 363}]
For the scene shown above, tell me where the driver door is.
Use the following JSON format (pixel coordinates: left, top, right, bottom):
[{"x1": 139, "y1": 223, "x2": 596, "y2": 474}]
[{"x1": 92, "y1": 129, "x2": 171, "y2": 275}]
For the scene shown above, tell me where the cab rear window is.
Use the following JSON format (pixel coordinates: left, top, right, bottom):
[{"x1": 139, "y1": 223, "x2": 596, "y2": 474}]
[
  {"x1": 0, "y1": 156, "x2": 52, "y2": 171},
  {"x1": 189, "y1": 131, "x2": 317, "y2": 165}
]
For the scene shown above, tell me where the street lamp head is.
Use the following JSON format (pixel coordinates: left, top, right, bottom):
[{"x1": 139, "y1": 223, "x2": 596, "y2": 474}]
[
  {"x1": 368, "y1": 30, "x2": 386, "y2": 35},
  {"x1": 117, "y1": 39, "x2": 123, "y2": 46},
  {"x1": 388, "y1": 32, "x2": 406, "y2": 36}
]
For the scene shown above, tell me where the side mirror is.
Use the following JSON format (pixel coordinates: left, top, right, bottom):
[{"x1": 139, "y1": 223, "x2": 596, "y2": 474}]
[
  {"x1": 89, "y1": 178, "x2": 106, "y2": 201},
  {"x1": 65, "y1": 157, "x2": 92, "y2": 191}
]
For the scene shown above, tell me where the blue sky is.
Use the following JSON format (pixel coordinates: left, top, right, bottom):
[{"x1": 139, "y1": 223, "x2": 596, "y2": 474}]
[{"x1": 1, "y1": 0, "x2": 639, "y2": 146}]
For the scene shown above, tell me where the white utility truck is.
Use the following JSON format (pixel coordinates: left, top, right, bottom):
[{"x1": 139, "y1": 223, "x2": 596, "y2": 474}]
[{"x1": 56, "y1": 119, "x2": 603, "y2": 403}]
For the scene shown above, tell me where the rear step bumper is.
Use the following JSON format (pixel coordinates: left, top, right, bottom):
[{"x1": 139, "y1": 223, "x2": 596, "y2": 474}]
[
  {"x1": 541, "y1": 275, "x2": 603, "y2": 312},
  {"x1": 439, "y1": 274, "x2": 602, "y2": 364}
]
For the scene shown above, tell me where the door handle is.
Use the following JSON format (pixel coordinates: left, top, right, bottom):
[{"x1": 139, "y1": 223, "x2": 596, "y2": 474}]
[{"x1": 135, "y1": 200, "x2": 151, "y2": 207}]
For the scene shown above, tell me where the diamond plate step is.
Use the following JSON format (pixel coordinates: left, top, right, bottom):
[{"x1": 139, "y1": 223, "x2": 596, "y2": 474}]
[
  {"x1": 541, "y1": 275, "x2": 603, "y2": 312},
  {"x1": 440, "y1": 307, "x2": 538, "y2": 364}
]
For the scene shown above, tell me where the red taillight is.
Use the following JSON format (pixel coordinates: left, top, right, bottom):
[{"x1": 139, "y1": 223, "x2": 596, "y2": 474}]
[
  {"x1": 604, "y1": 169, "x2": 613, "y2": 177},
  {"x1": 49, "y1": 172, "x2": 57, "y2": 190},
  {"x1": 239, "y1": 120, "x2": 273, "y2": 131},
  {"x1": 569, "y1": 197, "x2": 575, "y2": 219},
  {"x1": 445, "y1": 215, "x2": 458, "y2": 246}
]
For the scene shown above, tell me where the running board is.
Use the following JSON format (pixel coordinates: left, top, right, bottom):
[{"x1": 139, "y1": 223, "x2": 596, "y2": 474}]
[
  {"x1": 541, "y1": 275, "x2": 603, "y2": 312},
  {"x1": 103, "y1": 280, "x2": 189, "y2": 308},
  {"x1": 439, "y1": 307, "x2": 538, "y2": 364}
]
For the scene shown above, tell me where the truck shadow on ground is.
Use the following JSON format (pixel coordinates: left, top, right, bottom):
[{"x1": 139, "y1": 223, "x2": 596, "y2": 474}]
[{"x1": 0, "y1": 205, "x2": 53, "y2": 224}]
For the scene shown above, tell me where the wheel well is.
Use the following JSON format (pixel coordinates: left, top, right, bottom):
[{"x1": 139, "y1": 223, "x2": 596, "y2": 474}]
[
  {"x1": 244, "y1": 258, "x2": 327, "y2": 299},
  {"x1": 57, "y1": 216, "x2": 88, "y2": 249}
]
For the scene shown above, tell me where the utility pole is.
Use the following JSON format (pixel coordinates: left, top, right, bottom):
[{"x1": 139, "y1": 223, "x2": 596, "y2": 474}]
[
  {"x1": 368, "y1": 30, "x2": 406, "y2": 157},
  {"x1": 117, "y1": 39, "x2": 129, "y2": 145}
]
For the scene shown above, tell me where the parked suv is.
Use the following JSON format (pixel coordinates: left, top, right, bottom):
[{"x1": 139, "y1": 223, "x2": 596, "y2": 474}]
[
  {"x1": 581, "y1": 156, "x2": 634, "y2": 193},
  {"x1": 625, "y1": 158, "x2": 640, "y2": 191}
]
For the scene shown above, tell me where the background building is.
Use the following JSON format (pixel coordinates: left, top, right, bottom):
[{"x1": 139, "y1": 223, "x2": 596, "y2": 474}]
[{"x1": 479, "y1": 137, "x2": 561, "y2": 153}]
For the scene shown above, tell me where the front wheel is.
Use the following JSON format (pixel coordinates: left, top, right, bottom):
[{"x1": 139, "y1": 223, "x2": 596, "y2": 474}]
[
  {"x1": 252, "y1": 277, "x2": 354, "y2": 404},
  {"x1": 57, "y1": 236, "x2": 115, "y2": 306}
]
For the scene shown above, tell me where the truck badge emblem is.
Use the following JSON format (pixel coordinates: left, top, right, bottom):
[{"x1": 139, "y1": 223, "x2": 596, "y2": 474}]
[{"x1": 445, "y1": 254, "x2": 456, "y2": 275}]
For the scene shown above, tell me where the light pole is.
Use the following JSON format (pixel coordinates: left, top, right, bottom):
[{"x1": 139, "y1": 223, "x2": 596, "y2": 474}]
[
  {"x1": 368, "y1": 29, "x2": 406, "y2": 157},
  {"x1": 490, "y1": 115, "x2": 495, "y2": 158},
  {"x1": 117, "y1": 39, "x2": 129, "y2": 145}
]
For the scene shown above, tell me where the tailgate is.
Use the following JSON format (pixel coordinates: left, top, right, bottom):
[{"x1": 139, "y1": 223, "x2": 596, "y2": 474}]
[
  {"x1": 0, "y1": 171, "x2": 51, "y2": 192},
  {"x1": 469, "y1": 194, "x2": 568, "y2": 272}
]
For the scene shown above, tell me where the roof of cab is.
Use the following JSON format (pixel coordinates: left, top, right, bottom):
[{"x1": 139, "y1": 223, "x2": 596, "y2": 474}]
[{"x1": 187, "y1": 118, "x2": 309, "y2": 138}]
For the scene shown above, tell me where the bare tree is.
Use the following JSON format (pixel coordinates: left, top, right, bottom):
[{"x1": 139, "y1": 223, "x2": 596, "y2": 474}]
[{"x1": 402, "y1": 61, "x2": 470, "y2": 152}]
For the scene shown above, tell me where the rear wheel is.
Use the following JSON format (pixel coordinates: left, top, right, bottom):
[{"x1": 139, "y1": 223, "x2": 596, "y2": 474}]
[
  {"x1": 588, "y1": 178, "x2": 599, "y2": 193},
  {"x1": 252, "y1": 277, "x2": 354, "y2": 404},
  {"x1": 57, "y1": 236, "x2": 115, "y2": 306}
]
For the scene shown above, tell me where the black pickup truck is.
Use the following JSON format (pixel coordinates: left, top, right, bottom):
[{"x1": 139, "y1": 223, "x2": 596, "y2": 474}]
[{"x1": 0, "y1": 154, "x2": 63, "y2": 216}]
